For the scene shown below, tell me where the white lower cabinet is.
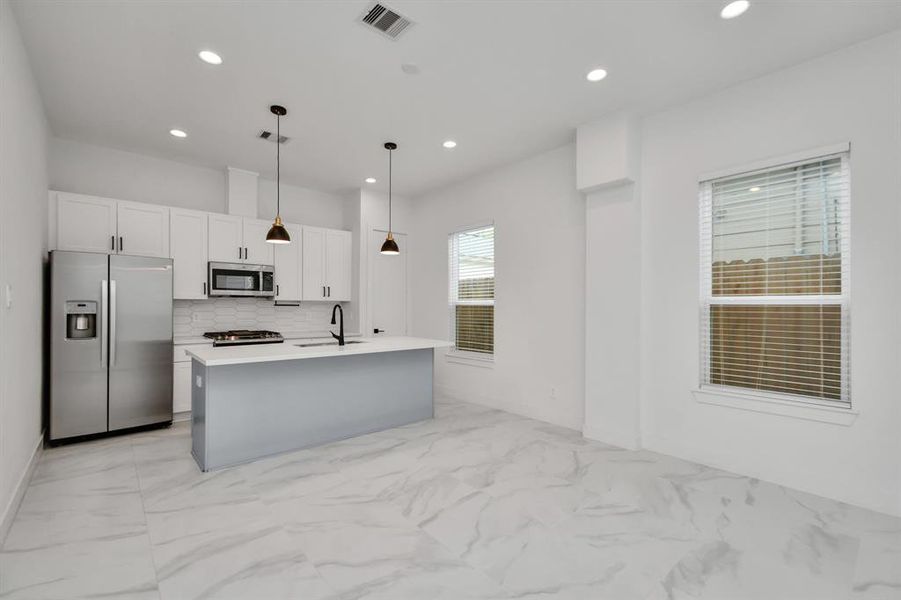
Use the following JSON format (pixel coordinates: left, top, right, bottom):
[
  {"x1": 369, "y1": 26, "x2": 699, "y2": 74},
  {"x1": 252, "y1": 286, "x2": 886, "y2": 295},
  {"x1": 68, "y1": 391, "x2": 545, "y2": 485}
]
[
  {"x1": 173, "y1": 362, "x2": 192, "y2": 414},
  {"x1": 173, "y1": 343, "x2": 210, "y2": 414}
]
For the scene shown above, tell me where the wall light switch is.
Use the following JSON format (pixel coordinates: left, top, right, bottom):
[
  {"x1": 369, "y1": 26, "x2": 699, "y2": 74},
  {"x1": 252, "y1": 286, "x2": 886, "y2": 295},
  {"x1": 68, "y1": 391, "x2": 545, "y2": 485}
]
[
  {"x1": 4, "y1": 284, "x2": 11, "y2": 309},
  {"x1": 195, "y1": 375, "x2": 203, "y2": 388}
]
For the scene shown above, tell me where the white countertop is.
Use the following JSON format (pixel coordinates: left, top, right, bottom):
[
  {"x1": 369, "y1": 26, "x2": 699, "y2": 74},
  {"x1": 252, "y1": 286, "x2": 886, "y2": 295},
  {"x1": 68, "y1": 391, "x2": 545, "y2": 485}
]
[{"x1": 185, "y1": 336, "x2": 451, "y2": 366}]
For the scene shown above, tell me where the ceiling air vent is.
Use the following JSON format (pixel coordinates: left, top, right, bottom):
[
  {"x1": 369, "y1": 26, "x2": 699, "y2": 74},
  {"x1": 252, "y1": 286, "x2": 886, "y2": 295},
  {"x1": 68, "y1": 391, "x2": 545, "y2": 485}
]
[
  {"x1": 258, "y1": 130, "x2": 289, "y2": 144},
  {"x1": 359, "y1": 2, "x2": 414, "y2": 40}
]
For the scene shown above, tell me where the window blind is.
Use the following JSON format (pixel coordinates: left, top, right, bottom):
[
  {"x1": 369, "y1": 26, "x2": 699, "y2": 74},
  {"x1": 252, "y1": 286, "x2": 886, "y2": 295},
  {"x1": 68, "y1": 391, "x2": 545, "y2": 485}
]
[
  {"x1": 449, "y1": 225, "x2": 495, "y2": 355},
  {"x1": 700, "y1": 152, "x2": 850, "y2": 405}
]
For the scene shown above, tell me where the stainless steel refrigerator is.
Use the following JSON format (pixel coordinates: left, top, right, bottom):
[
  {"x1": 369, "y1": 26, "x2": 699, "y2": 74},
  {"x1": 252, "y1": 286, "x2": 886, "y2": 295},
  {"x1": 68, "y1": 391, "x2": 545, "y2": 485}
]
[{"x1": 50, "y1": 251, "x2": 173, "y2": 441}]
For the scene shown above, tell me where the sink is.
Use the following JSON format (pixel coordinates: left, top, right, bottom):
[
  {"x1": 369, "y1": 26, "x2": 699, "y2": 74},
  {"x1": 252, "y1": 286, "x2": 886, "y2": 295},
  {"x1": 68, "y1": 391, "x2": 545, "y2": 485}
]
[{"x1": 295, "y1": 340, "x2": 365, "y2": 348}]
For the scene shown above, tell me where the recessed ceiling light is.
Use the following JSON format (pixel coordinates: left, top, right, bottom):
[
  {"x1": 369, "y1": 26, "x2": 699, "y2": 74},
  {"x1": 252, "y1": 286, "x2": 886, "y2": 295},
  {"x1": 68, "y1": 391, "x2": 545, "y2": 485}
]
[
  {"x1": 586, "y1": 68, "x2": 608, "y2": 82},
  {"x1": 198, "y1": 50, "x2": 222, "y2": 65},
  {"x1": 365, "y1": 177, "x2": 377, "y2": 184},
  {"x1": 442, "y1": 140, "x2": 457, "y2": 149},
  {"x1": 169, "y1": 129, "x2": 187, "y2": 138},
  {"x1": 749, "y1": 186, "x2": 760, "y2": 192},
  {"x1": 720, "y1": 0, "x2": 750, "y2": 19}
]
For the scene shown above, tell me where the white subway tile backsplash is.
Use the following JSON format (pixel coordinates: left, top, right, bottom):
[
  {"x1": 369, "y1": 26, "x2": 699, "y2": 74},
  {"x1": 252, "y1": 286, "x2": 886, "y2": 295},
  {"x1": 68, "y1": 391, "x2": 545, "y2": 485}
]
[{"x1": 174, "y1": 298, "x2": 337, "y2": 337}]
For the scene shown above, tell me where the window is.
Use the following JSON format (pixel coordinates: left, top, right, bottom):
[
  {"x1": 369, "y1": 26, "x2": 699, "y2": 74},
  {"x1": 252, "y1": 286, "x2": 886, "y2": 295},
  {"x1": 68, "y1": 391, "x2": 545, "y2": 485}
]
[
  {"x1": 449, "y1": 224, "x2": 495, "y2": 356},
  {"x1": 699, "y1": 151, "x2": 850, "y2": 406}
]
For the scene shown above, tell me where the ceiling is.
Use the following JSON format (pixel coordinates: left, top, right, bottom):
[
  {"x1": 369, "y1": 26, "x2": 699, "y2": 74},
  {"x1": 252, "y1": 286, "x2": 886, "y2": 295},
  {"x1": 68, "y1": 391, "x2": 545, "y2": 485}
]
[{"x1": 12, "y1": 1, "x2": 901, "y2": 197}]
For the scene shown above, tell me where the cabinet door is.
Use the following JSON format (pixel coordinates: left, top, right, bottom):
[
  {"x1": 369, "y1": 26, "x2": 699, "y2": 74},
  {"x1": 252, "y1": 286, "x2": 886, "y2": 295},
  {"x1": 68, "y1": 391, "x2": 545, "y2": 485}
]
[
  {"x1": 302, "y1": 226, "x2": 326, "y2": 301},
  {"x1": 173, "y1": 362, "x2": 192, "y2": 414},
  {"x1": 208, "y1": 214, "x2": 244, "y2": 262},
  {"x1": 56, "y1": 192, "x2": 117, "y2": 253},
  {"x1": 170, "y1": 208, "x2": 208, "y2": 299},
  {"x1": 242, "y1": 219, "x2": 275, "y2": 265},
  {"x1": 274, "y1": 224, "x2": 302, "y2": 302},
  {"x1": 117, "y1": 201, "x2": 169, "y2": 258},
  {"x1": 325, "y1": 229, "x2": 352, "y2": 301}
]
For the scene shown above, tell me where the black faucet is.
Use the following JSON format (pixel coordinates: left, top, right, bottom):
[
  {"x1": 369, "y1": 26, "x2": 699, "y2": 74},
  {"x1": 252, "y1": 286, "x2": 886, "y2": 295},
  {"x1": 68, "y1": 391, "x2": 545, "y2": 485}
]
[{"x1": 330, "y1": 304, "x2": 345, "y2": 346}]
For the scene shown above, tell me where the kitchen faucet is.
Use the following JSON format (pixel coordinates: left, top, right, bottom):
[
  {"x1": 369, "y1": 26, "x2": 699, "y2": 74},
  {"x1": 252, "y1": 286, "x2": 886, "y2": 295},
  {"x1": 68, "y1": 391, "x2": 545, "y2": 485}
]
[{"x1": 330, "y1": 304, "x2": 345, "y2": 346}]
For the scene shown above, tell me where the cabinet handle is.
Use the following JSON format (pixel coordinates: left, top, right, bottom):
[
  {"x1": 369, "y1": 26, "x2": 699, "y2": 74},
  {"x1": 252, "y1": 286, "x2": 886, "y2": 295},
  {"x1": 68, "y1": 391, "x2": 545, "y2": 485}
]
[
  {"x1": 322, "y1": 286, "x2": 325, "y2": 297},
  {"x1": 119, "y1": 236, "x2": 123, "y2": 253},
  {"x1": 203, "y1": 282, "x2": 207, "y2": 295},
  {"x1": 327, "y1": 286, "x2": 330, "y2": 297},
  {"x1": 244, "y1": 247, "x2": 248, "y2": 260},
  {"x1": 276, "y1": 284, "x2": 279, "y2": 297},
  {"x1": 111, "y1": 235, "x2": 115, "y2": 251},
  {"x1": 238, "y1": 246, "x2": 242, "y2": 260}
]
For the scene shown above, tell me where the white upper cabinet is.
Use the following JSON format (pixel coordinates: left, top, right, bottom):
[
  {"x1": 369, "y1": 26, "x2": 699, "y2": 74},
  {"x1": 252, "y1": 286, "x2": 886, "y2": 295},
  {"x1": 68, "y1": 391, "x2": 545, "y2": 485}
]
[
  {"x1": 208, "y1": 215, "x2": 274, "y2": 265},
  {"x1": 242, "y1": 219, "x2": 275, "y2": 266},
  {"x1": 52, "y1": 192, "x2": 354, "y2": 305},
  {"x1": 302, "y1": 226, "x2": 326, "y2": 301},
  {"x1": 170, "y1": 208, "x2": 209, "y2": 299},
  {"x1": 116, "y1": 201, "x2": 169, "y2": 258},
  {"x1": 208, "y1": 214, "x2": 244, "y2": 263},
  {"x1": 325, "y1": 229, "x2": 352, "y2": 301},
  {"x1": 56, "y1": 192, "x2": 168, "y2": 257},
  {"x1": 273, "y1": 224, "x2": 302, "y2": 302},
  {"x1": 302, "y1": 226, "x2": 351, "y2": 301},
  {"x1": 56, "y1": 192, "x2": 117, "y2": 253}
]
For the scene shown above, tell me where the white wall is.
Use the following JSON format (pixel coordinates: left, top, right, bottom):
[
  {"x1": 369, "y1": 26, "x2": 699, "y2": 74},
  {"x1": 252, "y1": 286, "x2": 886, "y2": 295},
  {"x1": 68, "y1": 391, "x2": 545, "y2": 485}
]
[
  {"x1": 51, "y1": 138, "x2": 226, "y2": 212},
  {"x1": 50, "y1": 138, "x2": 345, "y2": 228},
  {"x1": 0, "y1": 0, "x2": 49, "y2": 538},
  {"x1": 410, "y1": 144, "x2": 585, "y2": 430},
  {"x1": 584, "y1": 183, "x2": 642, "y2": 449},
  {"x1": 637, "y1": 31, "x2": 901, "y2": 516}
]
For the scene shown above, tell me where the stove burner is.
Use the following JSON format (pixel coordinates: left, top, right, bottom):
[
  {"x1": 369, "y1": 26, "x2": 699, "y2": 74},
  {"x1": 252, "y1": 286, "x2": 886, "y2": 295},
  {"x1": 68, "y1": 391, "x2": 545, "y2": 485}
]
[{"x1": 203, "y1": 330, "x2": 284, "y2": 347}]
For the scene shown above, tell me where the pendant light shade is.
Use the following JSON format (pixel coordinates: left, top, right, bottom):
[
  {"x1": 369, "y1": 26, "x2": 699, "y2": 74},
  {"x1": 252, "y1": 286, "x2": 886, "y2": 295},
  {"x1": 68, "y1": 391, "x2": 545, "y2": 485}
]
[
  {"x1": 381, "y1": 142, "x2": 399, "y2": 255},
  {"x1": 266, "y1": 104, "x2": 291, "y2": 245},
  {"x1": 380, "y1": 232, "x2": 399, "y2": 254}
]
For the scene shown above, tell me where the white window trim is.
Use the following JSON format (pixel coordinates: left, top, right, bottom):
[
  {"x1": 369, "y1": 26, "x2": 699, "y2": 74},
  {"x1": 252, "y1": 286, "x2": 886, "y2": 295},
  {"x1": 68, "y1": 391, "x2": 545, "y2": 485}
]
[
  {"x1": 448, "y1": 221, "x2": 496, "y2": 364},
  {"x1": 698, "y1": 149, "x2": 852, "y2": 409},
  {"x1": 692, "y1": 388, "x2": 858, "y2": 426},
  {"x1": 445, "y1": 349, "x2": 495, "y2": 368}
]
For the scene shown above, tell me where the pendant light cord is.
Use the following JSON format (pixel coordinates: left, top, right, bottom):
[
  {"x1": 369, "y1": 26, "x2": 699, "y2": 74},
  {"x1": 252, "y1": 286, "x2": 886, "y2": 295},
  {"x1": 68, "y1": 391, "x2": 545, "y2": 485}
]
[
  {"x1": 276, "y1": 114, "x2": 280, "y2": 217},
  {"x1": 388, "y1": 147, "x2": 392, "y2": 233}
]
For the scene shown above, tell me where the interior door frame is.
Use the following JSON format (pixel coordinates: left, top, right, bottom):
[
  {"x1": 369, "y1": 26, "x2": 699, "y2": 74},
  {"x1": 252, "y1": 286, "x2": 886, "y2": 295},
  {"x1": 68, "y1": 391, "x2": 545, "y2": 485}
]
[{"x1": 366, "y1": 227, "x2": 411, "y2": 337}]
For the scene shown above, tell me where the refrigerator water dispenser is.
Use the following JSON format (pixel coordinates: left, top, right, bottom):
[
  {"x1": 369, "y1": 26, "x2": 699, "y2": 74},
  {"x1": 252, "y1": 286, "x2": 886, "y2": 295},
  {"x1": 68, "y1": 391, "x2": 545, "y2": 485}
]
[{"x1": 65, "y1": 301, "x2": 97, "y2": 339}]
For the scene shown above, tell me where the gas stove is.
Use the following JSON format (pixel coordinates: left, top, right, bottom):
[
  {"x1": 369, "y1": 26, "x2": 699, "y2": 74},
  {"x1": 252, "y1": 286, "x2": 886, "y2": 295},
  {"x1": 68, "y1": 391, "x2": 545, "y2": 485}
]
[{"x1": 203, "y1": 329, "x2": 284, "y2": 347}]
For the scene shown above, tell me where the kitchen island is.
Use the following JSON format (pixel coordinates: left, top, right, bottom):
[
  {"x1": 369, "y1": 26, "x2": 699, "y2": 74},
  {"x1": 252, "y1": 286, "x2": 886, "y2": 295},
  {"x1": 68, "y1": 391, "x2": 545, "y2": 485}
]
[{"x1": 186, "y1": 336, "x2": 450, "y2": 471}]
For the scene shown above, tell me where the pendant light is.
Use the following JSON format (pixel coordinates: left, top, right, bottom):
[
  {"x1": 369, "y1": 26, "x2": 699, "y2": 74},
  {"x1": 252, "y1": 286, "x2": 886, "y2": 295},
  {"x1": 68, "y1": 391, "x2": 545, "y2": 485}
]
[
  {"x1": 266, "y1": 104, "x2": 290, "y2": 244},
  {"x1": 380, "y1": 142, "x2": 400, "y2": 255}
]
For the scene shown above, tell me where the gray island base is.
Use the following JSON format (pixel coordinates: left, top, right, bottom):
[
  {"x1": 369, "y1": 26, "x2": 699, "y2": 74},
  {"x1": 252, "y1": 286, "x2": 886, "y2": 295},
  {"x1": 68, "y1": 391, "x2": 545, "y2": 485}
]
[{"x1": 191, "y1": 347, "x2": 435, "y2": 471}]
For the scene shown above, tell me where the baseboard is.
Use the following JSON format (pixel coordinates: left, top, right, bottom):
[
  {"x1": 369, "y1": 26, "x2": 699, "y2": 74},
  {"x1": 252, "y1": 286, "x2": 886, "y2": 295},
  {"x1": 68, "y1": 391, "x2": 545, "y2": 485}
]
[
  {"x1": 643, "y1": 432, "x2": 901, "y2": 519},
  {"x1": 434, "y1": 383, "x2": 582, "y2": 431},
  {"x1": 173, "y1": 410, "x2": 191, "y2": 423},
  {"x1": 582, "y1": 422, "x2": 640, "y2": 450},
  {"x1": 0, "y1": 432, "x2": 43, "y2": 546}
]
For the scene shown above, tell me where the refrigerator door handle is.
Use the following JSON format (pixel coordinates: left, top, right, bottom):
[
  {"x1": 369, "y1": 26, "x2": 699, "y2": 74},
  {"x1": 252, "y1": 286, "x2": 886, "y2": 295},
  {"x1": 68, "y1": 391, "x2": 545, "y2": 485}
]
[
  {"x1": 100, "y1": 279, "x2": 108, "y2": 367},
  {"x1": 109, "y1": 280, "x2": 117, "y2": 366}
]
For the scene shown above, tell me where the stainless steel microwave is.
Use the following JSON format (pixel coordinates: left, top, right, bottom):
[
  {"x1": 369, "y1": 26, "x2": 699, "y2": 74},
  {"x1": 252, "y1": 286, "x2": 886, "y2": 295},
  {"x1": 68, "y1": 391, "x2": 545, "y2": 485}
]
[{"x1": 208, "y1": 262, "x2": 275, "y2": 297}]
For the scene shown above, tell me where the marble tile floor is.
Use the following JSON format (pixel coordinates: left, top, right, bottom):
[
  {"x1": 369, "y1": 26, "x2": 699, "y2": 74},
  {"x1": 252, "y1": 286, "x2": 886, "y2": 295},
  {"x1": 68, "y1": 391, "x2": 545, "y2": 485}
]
[{"x1": 1, "y1": 399, "x2": 899, "y2": 600}]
